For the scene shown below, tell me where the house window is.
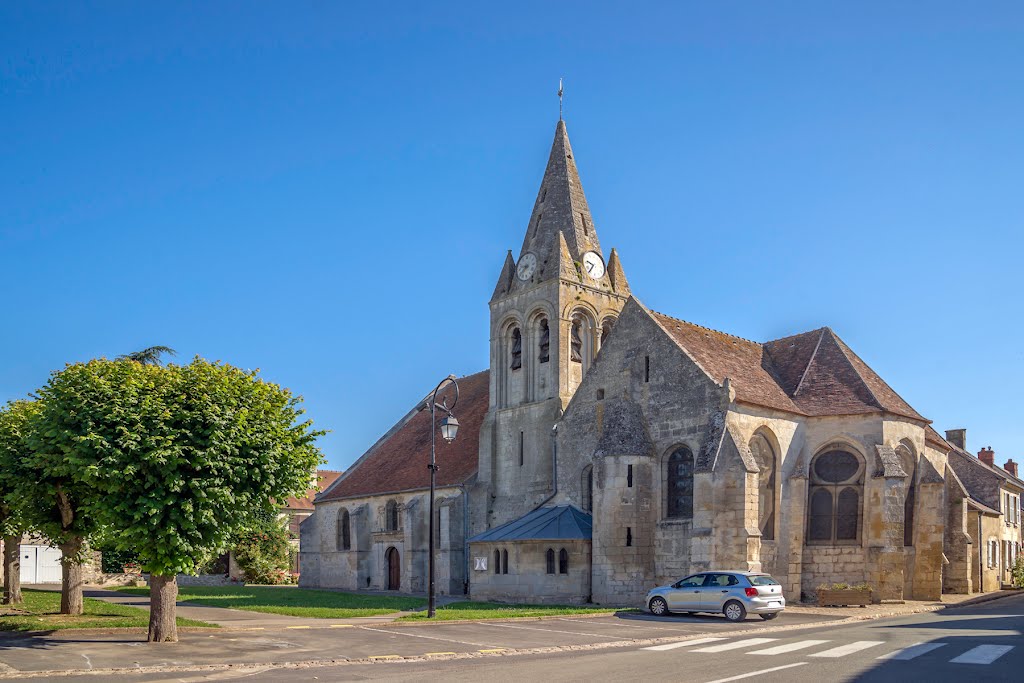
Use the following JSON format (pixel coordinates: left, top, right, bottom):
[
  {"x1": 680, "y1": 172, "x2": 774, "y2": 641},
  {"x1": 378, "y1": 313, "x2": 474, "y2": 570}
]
[
  {"x1": 559, "y1": 548, "x2": 568, "y2": 574},
  {"x1": 807, "y1": 449, "x2": 864, "y2": 544},
  {"x1": 666, "y1": 447, "x2": 694, "y2": 519},
  {"x1": 385, "y1": 500, "x2": 401, "y2": 532},
  {"x1": 545, "y1": 548, "x2": 555, "y2": 574},
  {"x1": 502, "y1": 549, "x2": 509, "y2": 575},
  {"x1": 493, "y1": 549, "x2": 501, "y2": 575},
  {"x1": 338, "y1": 509, "x2": 351, "y2": 551}
]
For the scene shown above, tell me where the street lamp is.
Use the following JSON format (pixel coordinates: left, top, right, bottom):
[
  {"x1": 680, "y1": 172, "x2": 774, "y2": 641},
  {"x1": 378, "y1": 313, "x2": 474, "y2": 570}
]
[{"x1": 427, "y1": 376, "x2": 459, "y2": 618}]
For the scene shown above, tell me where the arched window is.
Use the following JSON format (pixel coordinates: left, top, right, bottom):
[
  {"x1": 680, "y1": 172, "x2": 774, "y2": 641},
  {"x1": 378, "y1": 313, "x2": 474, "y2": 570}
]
[
  {"x1": 807, "y1": 449, "x2": 864, "y2": 544},
  {"x1": 493, "y1": 549, "x2": 501, "y2": 575},
  {"x1": 501, "y1": 549, "x2": 509, "y2": 575},
  {"x1": 600, "y1": 318, "x2": 615, "y2": 345},
  {"x1": 510, "y1": 327, "x2": 522, "y2": 370},
  {"x1": 338, "y1": 509, "x2": 351, "y2": 550},
  {"x1": 559, "y1": 548, "x2": 569, "y2": 574},
  {"x1": 581, "y1": 465, "x2": 594, "y2": 513},
  {"x1": 666, "y1": 447, "x2": 695, "y2": 519},
  {"x1": 896, "y1": 445, "x2": 916, "y2": 547},
  {"x1": 750, "y1": 434, "x2": 777, "y2": 541},
  {"x1": 538, "y1": 318, "x2": 550, "y2": 363},
  {"x1": 545, "y1": 548, "x2": 555, "y2": 574},
  {"x1": 385, "y1": 500, "x2": 400, "y2": 532}
]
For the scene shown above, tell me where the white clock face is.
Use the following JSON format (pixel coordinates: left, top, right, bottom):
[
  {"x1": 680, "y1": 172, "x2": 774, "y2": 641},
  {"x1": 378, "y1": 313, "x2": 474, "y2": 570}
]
[
  {"x1": 516, "y1": 252, "x2": 538, "y2": 281},
  {"x1": 581, "y1": 251, "x2": 605, "y2": 280}
]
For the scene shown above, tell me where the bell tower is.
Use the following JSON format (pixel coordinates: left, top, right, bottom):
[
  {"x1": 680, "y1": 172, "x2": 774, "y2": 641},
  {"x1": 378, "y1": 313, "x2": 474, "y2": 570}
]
[{"x1": 473, "y1": 119, "x2": 631, "y2": 532}]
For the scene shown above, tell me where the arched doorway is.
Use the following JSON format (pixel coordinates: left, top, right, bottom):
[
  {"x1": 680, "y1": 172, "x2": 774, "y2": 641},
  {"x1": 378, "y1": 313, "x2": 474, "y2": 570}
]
[{"x1": 385, "y1": 547, "x2": 400, "y2": 591}]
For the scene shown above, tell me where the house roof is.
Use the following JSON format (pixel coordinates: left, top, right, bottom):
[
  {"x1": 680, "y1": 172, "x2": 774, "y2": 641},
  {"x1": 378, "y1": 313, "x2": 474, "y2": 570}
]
[
  {"x1": 950, "y1": 446, "x2": 1024, "y2": 492},
  {"x1": 318, "y1": 370, "x2": 488, "y2": 502},
  {"x1": 649, "y1": 307, "x2": 926, "y2": 422},
  {"x1": 468, "y1": 505, "x2": 592, "y2": 543},
  {"x1": 284, "y1": 470, "x2": 343, "y2": 511}
]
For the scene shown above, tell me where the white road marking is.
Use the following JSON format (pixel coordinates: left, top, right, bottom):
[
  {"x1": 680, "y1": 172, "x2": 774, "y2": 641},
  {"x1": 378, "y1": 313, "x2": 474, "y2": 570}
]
[
  {"x1": 949, "y1": 644, "x2": 1014, "y2": 664},
  {"x1": 692, "y1": 638, "x2": 778, "y2": 653},
  {"x1": 477, "y1": 621, "x2": 617, "y2": 638},
  {"x1": 643, "y1": 637, "x2": 728, "y2": 651},
  {"x1": 704, "y1": 662, "x2": 806, "y2": 683},
  {"x1": 749, "y1": 639, "x2": 830, "y2": 655},
  {"x1": 877, "y1": 642, "x2": 947, "y2": 660},
  {"x1": 557, "y1": 617, "x2": 678, "y2": 631},
  {"x1": 357, "y1": 626, "x2": 497, "y2": 648},
  {"x1": 809, "y1": 641, "x2": 884, "y2": 658}
]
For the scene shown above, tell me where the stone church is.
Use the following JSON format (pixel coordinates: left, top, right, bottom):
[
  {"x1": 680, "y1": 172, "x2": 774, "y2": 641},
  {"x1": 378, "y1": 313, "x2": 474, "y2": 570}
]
[{"x1": 300, "y1": 118, "x2": 1009, "y2": 605}]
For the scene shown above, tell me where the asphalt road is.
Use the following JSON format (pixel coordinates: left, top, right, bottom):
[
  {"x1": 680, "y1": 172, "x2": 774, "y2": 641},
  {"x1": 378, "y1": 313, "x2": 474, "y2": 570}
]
[{"x1": 1, "y1": 595, "x2": 1021, "y2": 681}]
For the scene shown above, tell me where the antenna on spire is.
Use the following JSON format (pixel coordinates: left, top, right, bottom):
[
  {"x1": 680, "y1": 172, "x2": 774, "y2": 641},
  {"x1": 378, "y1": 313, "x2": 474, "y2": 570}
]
[{"x1": 558, "y1": 78, "x2": 564, "y2": 120}]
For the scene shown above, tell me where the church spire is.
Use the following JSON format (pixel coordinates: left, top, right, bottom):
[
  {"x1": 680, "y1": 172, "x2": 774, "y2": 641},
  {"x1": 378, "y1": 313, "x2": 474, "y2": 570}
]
[{"x1": 514, "y1": 120, "x2": 606, "y2": 288}]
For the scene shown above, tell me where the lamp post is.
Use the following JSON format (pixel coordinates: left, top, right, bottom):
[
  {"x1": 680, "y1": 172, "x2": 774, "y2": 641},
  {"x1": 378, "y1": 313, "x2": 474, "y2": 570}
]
[{"x1": 427, "y1": 376, "x2": 459, "y2": 618}]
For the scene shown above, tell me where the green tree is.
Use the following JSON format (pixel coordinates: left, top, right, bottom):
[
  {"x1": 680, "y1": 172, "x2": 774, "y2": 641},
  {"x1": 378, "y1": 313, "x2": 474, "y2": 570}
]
[
  {"x1": 0, "y1": 401, "x2": 41, "y2": 605},
  {"x1": 31, "y1": 357, "x2": 323, "y2": 642},
  {"x1": 233, "y1": 511, "x2": 292, "y2": 585},
  {"x1": 117, "y1": 345, "x2": 177, "y2": 366}
]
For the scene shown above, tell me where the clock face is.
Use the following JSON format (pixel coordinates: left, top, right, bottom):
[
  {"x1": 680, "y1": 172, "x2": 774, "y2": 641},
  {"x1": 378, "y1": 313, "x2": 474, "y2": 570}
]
[
  {"x1": 581, "y1": 251, "x2": 605, "y2": 280},
  {"x1": 516, "y1": 252, "x2": 538, "y2": 281}
]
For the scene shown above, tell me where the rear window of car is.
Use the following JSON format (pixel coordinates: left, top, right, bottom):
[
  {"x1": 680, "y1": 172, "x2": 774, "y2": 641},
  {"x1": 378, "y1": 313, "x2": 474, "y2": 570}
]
[{"x1": 748, "y1": 575, "x2": 780, "y2": 586}]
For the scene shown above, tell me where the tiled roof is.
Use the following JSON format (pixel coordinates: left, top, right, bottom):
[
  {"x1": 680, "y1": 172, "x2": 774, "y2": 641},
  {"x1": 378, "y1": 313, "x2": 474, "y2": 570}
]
[
  {"x1": 318, "y1": 371, "x2": 488, "y2": 502},
  {"x1": 468, "y1": 505, "x2": 592, "y2": 543},
  {"x1": 925, "y1": 426, "x2": 951, "y2": 451},
  {"x1": 650, "y1": 309, "x2": 926, "y2": 422},
  {"x1": 284, "y1": 470, "x2": 343, "y2": 511}
]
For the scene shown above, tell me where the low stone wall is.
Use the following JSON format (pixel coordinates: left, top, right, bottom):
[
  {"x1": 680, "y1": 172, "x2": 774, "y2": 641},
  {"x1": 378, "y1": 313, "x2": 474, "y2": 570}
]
[
  {"x1": 801, "y1": 545, "x2": 867, "y2": 595},
  {"x1": 90, "y1": 573, "x2": 148, "y2": 588},
  {"x1": 175, "y1": 573, "x2": 235, "y2": 587}
]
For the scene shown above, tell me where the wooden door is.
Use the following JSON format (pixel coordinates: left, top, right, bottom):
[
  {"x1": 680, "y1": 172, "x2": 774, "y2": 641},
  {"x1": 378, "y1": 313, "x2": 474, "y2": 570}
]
[{"x1": 386, "y1": 547, "x2": 400, "y2": 590}]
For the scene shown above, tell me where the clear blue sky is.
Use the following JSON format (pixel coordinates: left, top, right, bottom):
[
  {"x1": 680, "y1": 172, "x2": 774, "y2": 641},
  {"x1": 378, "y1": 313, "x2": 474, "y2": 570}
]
[{"x1": 2, "y1": 2, "x2": 1022, "y2": 471}]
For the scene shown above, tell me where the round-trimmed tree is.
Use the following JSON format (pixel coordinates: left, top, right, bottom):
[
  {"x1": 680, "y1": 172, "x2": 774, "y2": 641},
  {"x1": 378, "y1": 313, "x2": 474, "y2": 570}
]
[{"x1": 29, "y1": 357, "x2": 324, "y2": 641}]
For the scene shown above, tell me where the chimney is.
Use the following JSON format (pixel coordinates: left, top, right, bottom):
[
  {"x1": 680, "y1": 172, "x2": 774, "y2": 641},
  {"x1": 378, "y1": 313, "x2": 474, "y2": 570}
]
[
  {"x1": 978, "y1": 446, "x2": 995, "y2": 467},
  {"x1": 1005, "y1": 459, "x2": 1019, "y2": 478},
  {"x1": 945, "y1": 428, "x2": 967, "y2": 451}
]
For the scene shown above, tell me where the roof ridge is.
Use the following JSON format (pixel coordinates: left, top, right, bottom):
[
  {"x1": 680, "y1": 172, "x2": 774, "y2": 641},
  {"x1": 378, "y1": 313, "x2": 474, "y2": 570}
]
[
  {"x1": 793, "y1": 328, "x2": 826, "y2": 396},
  {"x1": 649, "y1": 310, "x2": 759, "y2": 345}
]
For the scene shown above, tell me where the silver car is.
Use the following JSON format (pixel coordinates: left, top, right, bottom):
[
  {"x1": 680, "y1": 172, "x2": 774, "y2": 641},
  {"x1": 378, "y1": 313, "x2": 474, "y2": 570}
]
[{"x1": 645, "y1": 571, "x2": 785, "y2": 622}]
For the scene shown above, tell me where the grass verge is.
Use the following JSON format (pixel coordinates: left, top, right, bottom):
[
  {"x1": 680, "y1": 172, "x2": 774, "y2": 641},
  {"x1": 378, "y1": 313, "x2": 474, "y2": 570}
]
[
  {"x1": 399, "y1": 601, "x2": 634, "y2": 621},
  {"x1": 117, "y1": 585, "x2": 426, "y2": 618},
  {"x1": 0, "y1": 589, "x2": 215, "y2": 632}
]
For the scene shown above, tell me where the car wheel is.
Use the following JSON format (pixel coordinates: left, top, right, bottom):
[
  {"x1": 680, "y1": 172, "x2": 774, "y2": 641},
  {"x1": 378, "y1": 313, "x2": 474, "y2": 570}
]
[
  {"x1": 649, "y1": 597, "x2": 669, "y2": 616},
  {"x1": 723, "y1": 600, "x2": 746, "y2": 622},
  {"x1": 760, "y1": 613, "x2": 779, "y2": 621}
]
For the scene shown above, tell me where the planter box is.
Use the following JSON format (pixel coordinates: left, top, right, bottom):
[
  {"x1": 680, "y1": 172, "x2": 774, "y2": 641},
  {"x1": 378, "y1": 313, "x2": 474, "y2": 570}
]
[{"x1": 818, "y1": 589, "x2": 872, "y2": 607}]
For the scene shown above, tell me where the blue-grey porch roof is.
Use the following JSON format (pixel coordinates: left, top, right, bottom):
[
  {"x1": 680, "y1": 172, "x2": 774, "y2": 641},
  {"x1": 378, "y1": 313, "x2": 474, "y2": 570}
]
[{"x1": 468, "y1": 504, "x2": 592, "y2": 543}]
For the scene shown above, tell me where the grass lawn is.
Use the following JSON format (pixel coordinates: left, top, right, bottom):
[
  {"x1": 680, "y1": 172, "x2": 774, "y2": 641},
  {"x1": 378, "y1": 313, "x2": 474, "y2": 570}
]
[
  {"x1": 400, "y1": 601, "x2": 634, "y2": 621},
  {"x1": 118, "y1": 585, "x2": 426, "y2": 619},
  {"x1": 0, "y1": 589, "x2": 215, "y2": 632}
]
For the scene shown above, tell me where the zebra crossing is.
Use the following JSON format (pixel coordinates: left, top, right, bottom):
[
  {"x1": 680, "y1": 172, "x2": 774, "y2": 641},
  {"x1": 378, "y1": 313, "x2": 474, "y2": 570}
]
[{"x1": 642, "y1": 636, "x2": 1016, "y2": 665}]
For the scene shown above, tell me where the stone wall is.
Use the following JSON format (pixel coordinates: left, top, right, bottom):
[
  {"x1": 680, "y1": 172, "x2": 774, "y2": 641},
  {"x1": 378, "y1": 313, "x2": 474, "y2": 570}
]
[
  {"x1": 943, "y1": 475, "x2": 973, "y2": 594},
  {"x1": 801, "y1": 546, "x2": 867, "y2": 595},
  {"x1": 300, "y1": 486, "x2": 467, "y2": 596},
  {"x1": 469, "y1": 540, "x2": 591, "y2": 604}
]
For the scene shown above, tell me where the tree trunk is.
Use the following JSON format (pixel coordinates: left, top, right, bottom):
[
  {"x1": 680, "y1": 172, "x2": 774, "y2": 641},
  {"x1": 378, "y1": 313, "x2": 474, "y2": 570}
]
[
  {"x1": 148, "y1": 573, "x2": 178, "y2": 643},
  {"x1": 59, "y1": 536, "x2": 84, "y2": 615},
  {"x1": 2, "y1": 535, "x2": 23, "y2": 605}
]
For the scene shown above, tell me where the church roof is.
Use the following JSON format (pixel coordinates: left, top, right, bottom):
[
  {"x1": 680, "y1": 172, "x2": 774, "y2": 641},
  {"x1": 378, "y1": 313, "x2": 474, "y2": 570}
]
[
  {"x1": 649, "y1": 308, "x2": 926, "y2": 422},
  {"x1": 468, "y1": 505, "x2": 592, "y2": 543},
  {"x1": 317, "y1": 370, "x2": 488, "y2": 502}
]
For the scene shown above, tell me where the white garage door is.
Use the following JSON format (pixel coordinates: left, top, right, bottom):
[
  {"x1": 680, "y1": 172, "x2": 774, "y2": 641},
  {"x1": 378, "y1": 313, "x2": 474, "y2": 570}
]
[{"x1": 20, "y1": 545, "x2": 63, "y2": 584}]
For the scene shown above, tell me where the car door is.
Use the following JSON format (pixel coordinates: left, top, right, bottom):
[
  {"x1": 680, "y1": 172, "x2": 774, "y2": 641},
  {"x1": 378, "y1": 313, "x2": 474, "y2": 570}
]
[
  {"x1": 666, "y1": 574, "x2": 706, "y2": 610},
  {"x1": 700, "y1": 573, "x2": 740, "y2": 611}
]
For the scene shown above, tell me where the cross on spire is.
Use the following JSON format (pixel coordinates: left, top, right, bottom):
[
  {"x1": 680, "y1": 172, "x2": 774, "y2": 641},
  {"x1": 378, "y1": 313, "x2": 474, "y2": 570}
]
[{"x1": 558, "y1": 78, "x2": 563, "y2": 120}]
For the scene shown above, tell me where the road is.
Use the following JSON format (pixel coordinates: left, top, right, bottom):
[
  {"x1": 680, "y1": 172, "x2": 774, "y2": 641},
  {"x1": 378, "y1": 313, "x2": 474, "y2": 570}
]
[{"x1": 0, "y1": 594, "x2": 1020, "y2": 681}]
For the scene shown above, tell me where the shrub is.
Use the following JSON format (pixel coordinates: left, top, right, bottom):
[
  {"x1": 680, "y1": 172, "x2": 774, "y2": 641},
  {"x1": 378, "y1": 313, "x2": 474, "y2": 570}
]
[
  {"x1": 1012, "y1": 557, "x2": 1024, "y2": 589},
  {"x1": 233, "y1": 515, "x2": 291, "y2": 585}
]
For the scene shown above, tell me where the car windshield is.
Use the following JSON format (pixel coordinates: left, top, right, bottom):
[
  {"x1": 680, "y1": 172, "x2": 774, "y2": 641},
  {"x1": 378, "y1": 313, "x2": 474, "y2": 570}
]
[{"x1": 748, "y1": 575, "x2": 780, "y2": 586}]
